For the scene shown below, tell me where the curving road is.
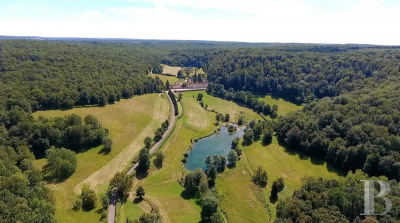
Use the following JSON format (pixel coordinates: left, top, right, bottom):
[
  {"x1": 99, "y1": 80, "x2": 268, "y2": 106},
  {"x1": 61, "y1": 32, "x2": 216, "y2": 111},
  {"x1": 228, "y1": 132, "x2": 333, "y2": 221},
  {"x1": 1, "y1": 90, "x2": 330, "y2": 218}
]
[{"x1": 108, "y1": 91, "x2": 177, "y2": 223}]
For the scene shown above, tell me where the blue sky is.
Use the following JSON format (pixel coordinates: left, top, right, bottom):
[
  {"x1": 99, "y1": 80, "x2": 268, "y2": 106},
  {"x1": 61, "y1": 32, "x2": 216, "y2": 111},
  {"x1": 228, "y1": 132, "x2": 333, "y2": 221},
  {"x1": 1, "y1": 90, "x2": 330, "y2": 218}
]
[{"x1": 1, "y1": 0, "x2": 399, "y2": 44}]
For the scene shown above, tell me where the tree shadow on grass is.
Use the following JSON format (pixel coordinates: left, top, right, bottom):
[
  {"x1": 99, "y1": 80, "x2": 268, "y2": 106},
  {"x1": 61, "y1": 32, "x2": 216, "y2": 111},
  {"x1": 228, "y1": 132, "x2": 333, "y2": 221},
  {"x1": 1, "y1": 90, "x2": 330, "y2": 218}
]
[
  {"x1": 276, "y1": 137, "x2": 346, "y2": 177},
  {"x1": 98, "y1": 146, "x2": 111, "y2": 155},
  {"x1": 133, "y1": 197, "x2": 143, "y2": 204},
  {"x1": 135, "y1": 170, "x2": 149, "y2": 180},
  {"x1": 42, "y1": 163, "x2": 71, "y2": 183}
]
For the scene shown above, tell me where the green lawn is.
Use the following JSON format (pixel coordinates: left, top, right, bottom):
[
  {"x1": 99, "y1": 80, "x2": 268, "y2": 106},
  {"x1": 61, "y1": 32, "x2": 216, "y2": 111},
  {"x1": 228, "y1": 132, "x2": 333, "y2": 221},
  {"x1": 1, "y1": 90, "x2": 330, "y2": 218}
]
[
  {"x1": 258, "y1": 95, "x2": 303, "y2": 115},
  {"x1": 197, "y1": 91, "x2": 262, "y2": 123},
  {"x1": 33, "y1": 94, "x2": 169, "y2": 223},
  {"x1": 150, "y1": 73, "x2": 183, "y2": 85},
  {"x1": 161, "y1": 64, "x2": 181, "y2": 76}
]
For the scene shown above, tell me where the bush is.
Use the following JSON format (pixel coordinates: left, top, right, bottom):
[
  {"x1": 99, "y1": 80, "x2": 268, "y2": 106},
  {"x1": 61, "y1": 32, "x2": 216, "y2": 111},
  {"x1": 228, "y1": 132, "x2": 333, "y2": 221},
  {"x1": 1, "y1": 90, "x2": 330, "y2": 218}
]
[
  {"x1": 153, "y1": 150, "x2": 164, "y2": 168},
  {"x1": 136, "y1": 186, "x2": 145, "y2": 199},
  {"x1": 81, "y1": 184, "x2": 97, "y2": 210},
  {"x1": 262, "y1": 131, "x2": 273, "y2": 145},
  {"x1": 72, "y1": 198, "x2": 82, "y2": 211},
  {"x1": 101, "y1": 194, "x2": 109, "y2": 210},
  {"x1": 252, "y1": 165, "x2": 268, "y2": 187},
  {"x1": 271, "y1": 178, "x2": 285, "y2": 199},
  {"x1": 102, "y1": 137, "x2": 112, "y2": 153}
]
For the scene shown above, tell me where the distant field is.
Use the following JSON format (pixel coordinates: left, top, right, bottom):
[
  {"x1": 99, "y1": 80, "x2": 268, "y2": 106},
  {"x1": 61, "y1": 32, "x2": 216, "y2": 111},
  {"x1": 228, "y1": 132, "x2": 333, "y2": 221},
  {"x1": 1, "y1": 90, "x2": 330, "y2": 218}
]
[
  {"x1": 34, "y1": 94, "x2": 169, "y2": 223},
  {"x1": 258, "y1": 95, "x2": 303, "y2": 115},
  {"x1": 161, "y1": 64, "x2": 181, "y2": 76},
  {"x1": 150, "y1": 73, "x2": 183, "y2": 84}
]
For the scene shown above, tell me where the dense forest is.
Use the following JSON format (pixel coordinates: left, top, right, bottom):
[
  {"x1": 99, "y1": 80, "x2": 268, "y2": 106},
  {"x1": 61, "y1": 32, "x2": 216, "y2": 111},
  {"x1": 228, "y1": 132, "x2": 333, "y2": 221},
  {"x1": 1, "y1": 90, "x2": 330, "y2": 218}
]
[{"x1": 0, "y1": 40, "x2": 164, "y2": 111}]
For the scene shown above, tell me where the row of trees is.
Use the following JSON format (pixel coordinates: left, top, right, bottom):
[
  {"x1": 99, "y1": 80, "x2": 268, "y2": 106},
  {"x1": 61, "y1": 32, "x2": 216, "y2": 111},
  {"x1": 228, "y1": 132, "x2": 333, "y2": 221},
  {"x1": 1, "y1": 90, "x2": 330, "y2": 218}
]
[
  {"x1": 168, "y1": 90, "x2": 179, "y2": 116},
  {"x1": 207, "y1": 83, "x2": 278, "y2": 117}
]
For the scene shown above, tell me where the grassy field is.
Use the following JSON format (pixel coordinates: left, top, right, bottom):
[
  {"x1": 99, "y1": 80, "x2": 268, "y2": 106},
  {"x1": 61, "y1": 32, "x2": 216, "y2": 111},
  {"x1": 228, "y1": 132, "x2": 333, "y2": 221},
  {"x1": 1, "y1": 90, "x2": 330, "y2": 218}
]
[
  {"x1": 258, "y1": 95, "x2": 303, "y2": 115},
  {"x1": 216, "y1": 138, "x2": 344, "y2": 222},
  {"x1": 33, "y1": 93, "x2": 169, "y2": 223},
  {"x1": 150, "y1": 73, "x2": 183, "y2": 85},
  {"x1": 198, "y1": 91, "x2": 262, "y2": 123},
  {"x1": 122, "y1": 91, "x2": 216, "y2": 223},
  {"x1": 161, "y1": 64, "x2": 181, "y2": 76}
]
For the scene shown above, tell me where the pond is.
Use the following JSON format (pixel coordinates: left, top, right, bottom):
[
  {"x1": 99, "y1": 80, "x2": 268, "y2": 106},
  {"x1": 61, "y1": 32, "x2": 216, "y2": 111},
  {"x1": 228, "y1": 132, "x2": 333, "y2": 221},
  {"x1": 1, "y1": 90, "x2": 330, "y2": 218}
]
[{"x1": 184, "y1": 125, "x2": 245, "y2": 171}]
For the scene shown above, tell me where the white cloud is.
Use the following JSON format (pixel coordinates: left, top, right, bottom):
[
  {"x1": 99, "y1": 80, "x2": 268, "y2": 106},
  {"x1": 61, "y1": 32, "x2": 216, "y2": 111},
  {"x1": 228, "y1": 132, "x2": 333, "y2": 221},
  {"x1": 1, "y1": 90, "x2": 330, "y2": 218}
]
[
  {"x1": 1, "y1": 0, "x2": 400, "y2": 44},
  {"x1": 83, "y1": 11, "x2": 103, "y2": 18}
]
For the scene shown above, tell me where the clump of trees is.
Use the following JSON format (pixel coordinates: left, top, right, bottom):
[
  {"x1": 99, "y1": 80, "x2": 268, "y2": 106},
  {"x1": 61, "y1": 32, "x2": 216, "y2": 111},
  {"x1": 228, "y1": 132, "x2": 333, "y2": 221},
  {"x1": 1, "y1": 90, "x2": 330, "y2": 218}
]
[
  {"x1": 205, "y1": 155, "x2": 227, "y2": 172},
  {"x1": 183, "y1": 168, "x2": 208, "y2": 195},
  {"x1": 44, "y1": 147, "x2": 77, "y2": 180},
  {"x1": 154, "y1": 120, "x2": 169, "y2": 142}
]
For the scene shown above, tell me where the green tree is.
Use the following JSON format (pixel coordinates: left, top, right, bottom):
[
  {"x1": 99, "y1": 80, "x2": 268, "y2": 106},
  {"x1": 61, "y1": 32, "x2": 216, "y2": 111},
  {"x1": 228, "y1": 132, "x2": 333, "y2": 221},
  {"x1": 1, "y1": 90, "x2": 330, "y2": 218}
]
[
  {"x1": 102, "y1": 137, "x2": 112, "y2": 153},
  {"x1": 138, "y1": 148, "x2": 150, "y2": 173},
  {"x1": 201, "y1": 194, "x2": 219, "y2": 223},
  {"x1": 262, "y1": 131, "x2": 273, "y2": 145},
  {"x1": 166, "y1": 80, "x2": 170, "y2": 90},
  {"x1": 197, "y1": 93, "x2": 203, "y2": 101},
  {"x1": 184, "y1": 172, "x2": 199, "y2": 195},
  {"x1": 144, "y1": 136, "x2": 152, "y2": 149},
  {"x1": 270, "y1": 178, "x2": 285, "y2": 199},
  {"x1": 80, "y1": 184, "x2": 97, "y2": 210},
  {"x1": 45, "y1": 147, "x2": 77, "y2": 179},
  {"x1": 285, "y1": 126, "x2": 301, "y2": 148},
  {"x1": 252, "y1": 165, "x2": 268, "y2": 187},
  {"x1": 109, "y1": 172, "x2": 132, "y2": 196},
  {"x1": 243, "y1": 130, "x2": 254, "y2": 145},
  {"x1": 101, "y1": 193, "x2": 109, "y2": 210},
  {"x1": 153, "y1": 150, "x2": 164, "y2": 168},
  {"x1": 136, "y1": 186, "x2": 145, "y2": 199},
  {"x1": 228, "y1": 150, "x2": 238, "y2": 166},
  {"x1": 224, "y1": 114, "x2": 230, "y2": 122},
  {"x1": 99, "y1": 93, "x2": 108, "y2": 106}
]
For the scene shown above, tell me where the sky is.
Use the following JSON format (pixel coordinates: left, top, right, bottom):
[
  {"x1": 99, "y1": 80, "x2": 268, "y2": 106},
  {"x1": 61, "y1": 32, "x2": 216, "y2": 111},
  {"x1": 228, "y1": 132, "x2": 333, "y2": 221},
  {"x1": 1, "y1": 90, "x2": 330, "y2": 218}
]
[{"x1": 0, "y1": 0, "x2": 400, "y2": 45}]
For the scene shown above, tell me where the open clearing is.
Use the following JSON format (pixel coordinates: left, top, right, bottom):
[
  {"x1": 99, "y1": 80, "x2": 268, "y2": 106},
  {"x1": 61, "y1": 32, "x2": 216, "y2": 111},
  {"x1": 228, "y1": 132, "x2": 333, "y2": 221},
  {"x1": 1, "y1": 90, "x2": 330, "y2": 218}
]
[
  {"x1": 150, "y1": 73, "x2": 183, "y2": 85},
  {"x1": 33, "y1": 94, "x2": 169, "y2": 223},
  {"x1": 199, "y1": 91, "x2": 262, "y2": 123},
  {"x1": 161, "y1": 64, "x2": 181, "y2": 76},
  {"x1": 258, "y1": 95, "x2": 303, "y2": 115}
]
